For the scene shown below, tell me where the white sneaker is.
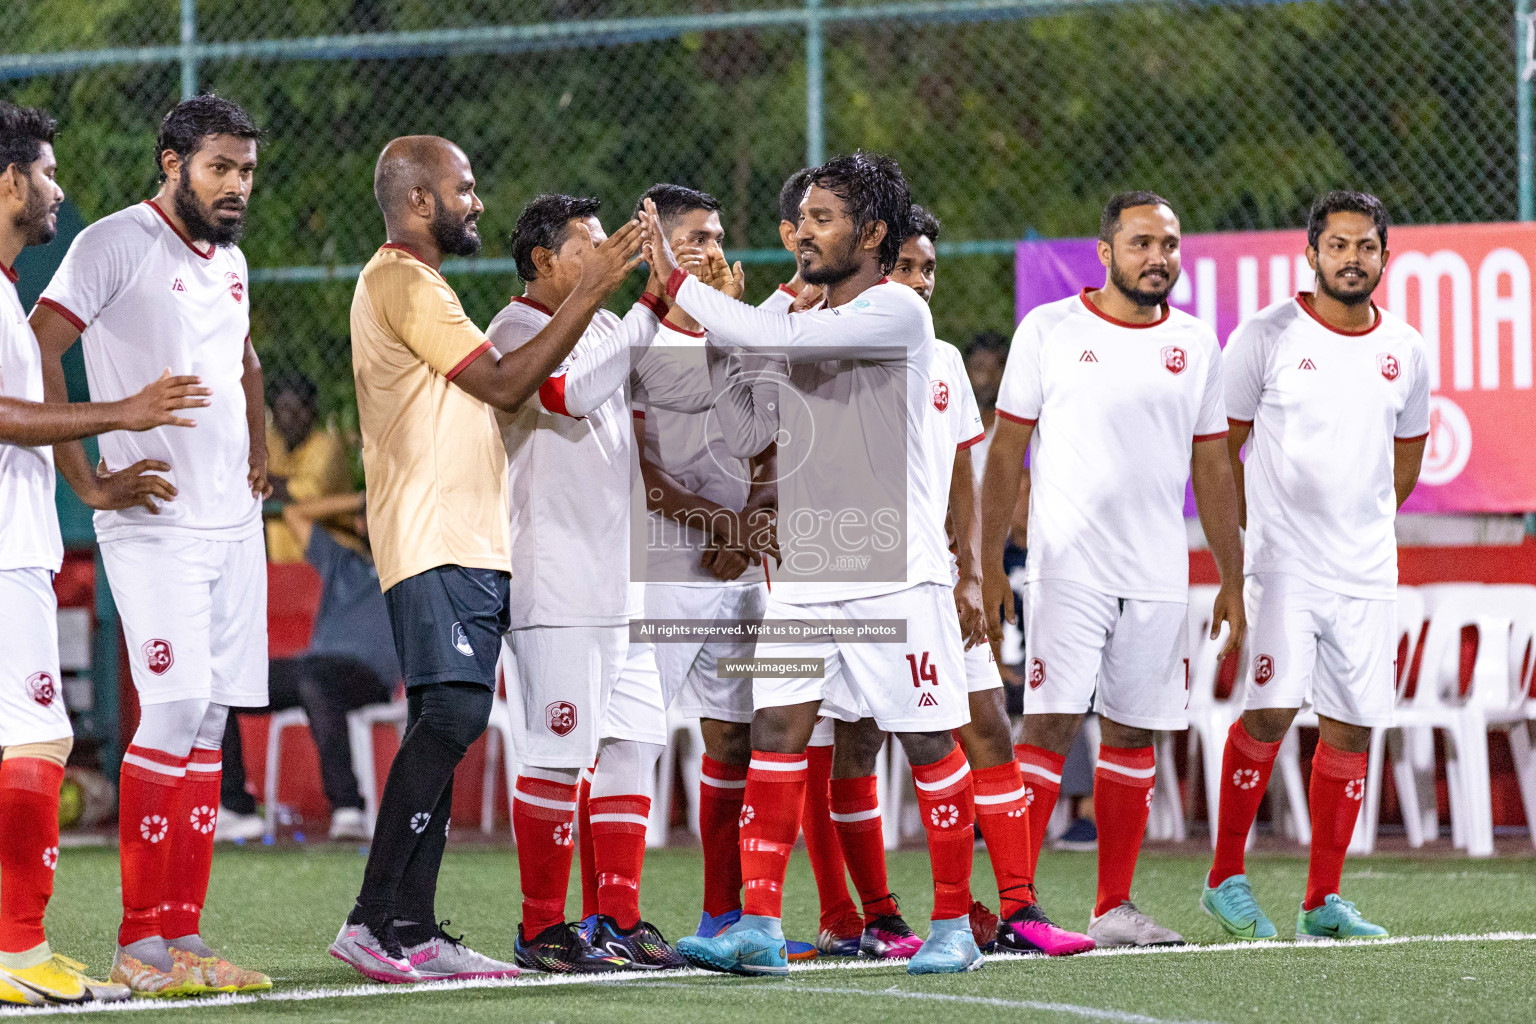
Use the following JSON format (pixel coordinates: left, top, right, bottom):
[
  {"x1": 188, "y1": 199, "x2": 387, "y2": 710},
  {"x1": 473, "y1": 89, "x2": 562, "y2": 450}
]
[
  {"x1": 213, "y1": 809, "x2": 265, "y2": 843},
  {"x1": 1086, "y1": 901, "x2": 1183, "y2": 947},
  {"x1": 330, "y1": 807, "x2": 372, "y2": 841}
]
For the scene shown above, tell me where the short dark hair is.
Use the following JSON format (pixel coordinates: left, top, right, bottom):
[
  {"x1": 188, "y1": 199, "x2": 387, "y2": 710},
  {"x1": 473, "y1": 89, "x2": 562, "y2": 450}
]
[
  {"x1": 1099, "y1": 190, "x2": 1173, "y2": 243},
  {"x1": 778, "y1": 167, "x2": 815, "y2": 225},
  {"x1": 1307, "y1": 189, "x2": 1389, "y2": 251},
  {"x1": 635, "y1": 183, "x2": 720, "y2": 233},
  {"x1": 903, "y1": 204, "x2": 941, "y2": 246},
  {"x1": 267, "y1": 370, "x2": 318, "y2": 409},
  {"x1": 965, "y1": 330, "x2": 1009, "y2": 361},
  {"x1": 511, "y1": 193, "x2": 602, "y2": 282},
  {"x1": 807, "y1": 151, "x2": 912, "y2": 274},
  {"x1": 155, "y1": 94, "x2": 261, "y2": 183},
  {"x1": 0, "y1": 101, "x2": 57, "y2": 179}
]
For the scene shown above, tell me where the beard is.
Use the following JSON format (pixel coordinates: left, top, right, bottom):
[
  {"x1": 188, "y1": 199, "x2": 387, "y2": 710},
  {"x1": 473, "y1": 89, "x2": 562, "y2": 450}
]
[
  {"x1": 1108, "y1": 254, "x2": 1177, "y2": 307},
  {"x1": 800, "y1": 234, "x2": 861, "y2": 287},
  {"x1": 429, "y1": 194, "x2": 481, "y2": 258},
  {"x1": 174, "y1": 171, "x2": 245, "y2": 247},
  {"x1": 1315, "y1": 265, "x2": 1379, "y2": 307},
  {"x1": 15, "y1": 179, "x2": 57, "y2": 246}
]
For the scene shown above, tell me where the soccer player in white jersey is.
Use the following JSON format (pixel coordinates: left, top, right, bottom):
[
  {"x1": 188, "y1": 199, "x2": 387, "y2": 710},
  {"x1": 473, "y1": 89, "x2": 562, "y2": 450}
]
[
  {"x1": 30, "y1": 96, "x2": 273, "y2": 995},
  {"x1": 1201, "y1": 191, "x2": 1427, "y2": 942},
  {"x1": 980, "y1": 192, "x2": 1246, "y2": 948},
  {"x1": 826, "y1": 206, "x2": 1094, "y2": 958},
  {"x1": 0, "y1": 100, "x2": 209, "y2": 1008},
  {"x1": 645, "y1": 152, "x2": 985, "y2": 977}
]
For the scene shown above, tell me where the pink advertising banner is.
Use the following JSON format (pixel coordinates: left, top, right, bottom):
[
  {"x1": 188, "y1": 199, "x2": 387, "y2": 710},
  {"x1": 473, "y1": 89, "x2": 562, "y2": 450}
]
[{"x1": 1015, "y1": 224, "x2": 1536, "y2": 513}]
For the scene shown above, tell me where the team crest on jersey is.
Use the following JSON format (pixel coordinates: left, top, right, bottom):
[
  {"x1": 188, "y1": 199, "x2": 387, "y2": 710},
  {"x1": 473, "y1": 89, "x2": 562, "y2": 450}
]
[
  {"x1": 142, "y1": 639, "x2": 174, "y2": 675},
  {"x1": 1298, "y1": 357, "x2": 1317, "y2": 370},
  {"x1": 226, "y1": 272, "x2": 244, "y2": 304},
  {"x1": 546, "y1": 701, "x2": 577, "y2": 737},
  {"x1": 1253, "y1": 654, "x2": 1275, "y2": 686},
  {"x1": 931, "y1": 380, "x2": 950, "y2": 412},
  {"x1": 1378, "y1": 353, "x2": 1400, "y2": 381},
  {"x1": 1027, "y1": 657, "x2": 1046, "y2": 690},
  {"x1": 25, "y1": 671, "x2": 56, "y2": 707},
  {"x1": 1161, "y1": 346, "x2": 1187, "y2": 374}
]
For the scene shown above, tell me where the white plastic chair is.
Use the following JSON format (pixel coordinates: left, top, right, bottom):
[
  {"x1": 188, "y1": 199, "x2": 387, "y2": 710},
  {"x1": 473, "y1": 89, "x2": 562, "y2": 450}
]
[
  {"x1": 263, "y1": 697, "x2": 406, "y2": 839},
  {"x1": 1353, "y1": 585, "x2": 1427, "y2": 853}
]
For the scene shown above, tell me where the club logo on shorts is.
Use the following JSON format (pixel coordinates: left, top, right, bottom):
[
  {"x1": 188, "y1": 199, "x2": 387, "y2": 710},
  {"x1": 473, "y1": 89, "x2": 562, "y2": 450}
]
[
  {"x1": 25, "y1": 671, "x2": 56, "y2": 707},
  {"x1": 916, "y1": 692, "x2": 939, "y2": 707},
  {"x1": 226, "y1": 272, "x2": 245, "y2": 304},
  {"x1": 142, "y1": 639, "x2": 174, "y2": 675},
  {"x1": 931, "y1": 380, "x2": 950, "y2": 412},
  {"x1": 1161, "y1": 346, "x2": 1187, "y2": 374},
  {"x1": 1378, "y1": 353, "x2": 1400, "y2": 381},
  {"x1": 1253, "y1": 654, "x2": 1274, "y2": 686},
  {"x1": 451, "y1": 622, "x2": 474, "y2": 657},
  {"x1": 546, "y1": 701, "x2": 577, "y2": 737},
  {"x1": 1027, "y1": 657, "x2": 1046, "y2": 690},
  {"x1": 929, "y1": 803, "x2": 960, "y2": 828}
]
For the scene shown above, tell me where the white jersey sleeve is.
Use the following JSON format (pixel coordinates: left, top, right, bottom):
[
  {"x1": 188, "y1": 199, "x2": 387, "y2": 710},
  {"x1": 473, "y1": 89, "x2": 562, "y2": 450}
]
[
  {"x1": 1222, "y1": 317, "x2": 1270, "y2": 424},
  {"x1": 1397, "y1": 341, "x2": 1431, "y2": 439},
  {"x1": 36, "y1": 214, "x2": 152, "y2": 329},
  {"x1": 995, "y1": 310, "x2": 1044, "y2": 424},
  {"x1": 758, "y1": 284, "x2": 797, "y2": 314},
  {"x1": 951, "y1": 349, "x2": 985, "y2": 449},
  {"x1": 1194, "y1": 329, "x2": 1227, "y2": 439}
]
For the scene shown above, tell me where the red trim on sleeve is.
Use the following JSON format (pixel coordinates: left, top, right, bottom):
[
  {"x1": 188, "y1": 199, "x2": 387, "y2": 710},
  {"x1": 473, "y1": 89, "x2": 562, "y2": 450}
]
[
  {"x1": 539, "y1": 374, "x2": 575, "y2": 418},
  {"x1": 666, "y1": 267, "x2": 690, "y2": 300},
  {"x1": 509, "y1": 294, "x2": 554, "y2": 316},
  {"x1": 1078, "y1": 287, "x2": 1169, "y2": 329},
  {"x1": 876, "y1": 276, "x2": 890, "y2": 285},
  {"x1": 444, "y1": 340, "x2": 491, "y2": 381},
  {"x1": 0, "y1": 260, "x2": 16, "y2": 284},
  {"x1": 1295, "y1": 293, "x2": 1380, "y2": 336},
  {"x1": 1226, "y1": 417, "x2": 1253, "y2": 427},
  {"x1": 956, "y1": 431, "x2": 987, "y2": 451},
  {"x1": 1395, "y1": 431, "x2": 1429, "y2": 443},
  {"x1": 142, "y1": 200, "x2": 214, "y2": 260},
  {"x1": 637, "y1": 292, "x2": 669, "y2": 320},
  {"x1": 34, "y1": 297, "x2": 86, "y2": 333},
  {"x1": 777, "y1": 283, "x2": 799, "y2": 298},
  {"x1": 632, "y1": 409, "x2": 646, "y2": 419},
  {"x1": 660, "y1": 319, "x2": 706, "y2": 338},
  {"x1": 1193, "y1": 431, "x2": 1229, "y2": 443},
  {"x1": 995, "y1": 409, "x2": 1037, "y2": 426}
]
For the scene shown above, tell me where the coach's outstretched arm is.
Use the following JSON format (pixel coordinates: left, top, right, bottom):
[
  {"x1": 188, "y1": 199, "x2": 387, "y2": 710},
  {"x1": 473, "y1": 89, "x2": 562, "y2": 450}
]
[{"x1": 1191, "y1": 437, "x2": 1246, "y2": 657}]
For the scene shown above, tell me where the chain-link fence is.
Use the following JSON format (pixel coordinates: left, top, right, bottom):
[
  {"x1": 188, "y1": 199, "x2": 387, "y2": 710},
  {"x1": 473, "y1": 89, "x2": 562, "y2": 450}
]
[{"x1": 3, "y1": 0, "x2": 1531, "y2": 431}]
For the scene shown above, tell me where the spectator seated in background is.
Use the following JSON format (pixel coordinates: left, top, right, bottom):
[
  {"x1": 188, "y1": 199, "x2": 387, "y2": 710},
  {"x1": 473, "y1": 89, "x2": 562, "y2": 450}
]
[
  {"x1": 217, "y1": 492, "x2": 400, "y2": 842},
  {"x1": 263, "y1": 370, "x2": 354, "y2": 563}
]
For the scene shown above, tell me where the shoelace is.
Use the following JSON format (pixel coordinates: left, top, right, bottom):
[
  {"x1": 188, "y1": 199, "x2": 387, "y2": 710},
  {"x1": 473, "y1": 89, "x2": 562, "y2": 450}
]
[
  {"x1": 1330, "y1": 898, "x2": 1365, "y2": 922},
  {"x1": 1223, "y1": 883, "x2": 1264, "y2": 922},
  {"x1": 434, "y1": 921, "x2": 466, "y2": 949},
  {"x1": 1118, "y1": 900, "x2": 1155, "y2": 925}
]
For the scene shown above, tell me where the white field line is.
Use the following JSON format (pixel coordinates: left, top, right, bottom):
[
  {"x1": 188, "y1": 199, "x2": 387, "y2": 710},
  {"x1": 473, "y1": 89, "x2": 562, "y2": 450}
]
[{"x1": 2, "y1": 931, "x2": 1533, "y2": 1018}]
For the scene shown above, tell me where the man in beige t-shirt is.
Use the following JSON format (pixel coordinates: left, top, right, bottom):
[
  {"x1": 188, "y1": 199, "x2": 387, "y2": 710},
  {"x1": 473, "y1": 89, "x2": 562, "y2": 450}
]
[{"x1": 331, "y1": 134, "x2": 641, "y2": 985}]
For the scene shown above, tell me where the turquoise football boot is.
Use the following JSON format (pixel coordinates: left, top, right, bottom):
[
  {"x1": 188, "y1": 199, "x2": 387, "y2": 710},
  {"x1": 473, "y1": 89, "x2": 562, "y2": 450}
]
[
  {"x1": 676, "y1": 916, "x2": 789, "y2": 977},
  {"x1": 906, "y1": 917, "x2": 984, "y2": 975},
  {"x1": 1200, "y1": 875, "x2": 1277, "y2": 940},
  {"x1": 1296, "y1": 895, "x2": 1388, "y2": 941}
]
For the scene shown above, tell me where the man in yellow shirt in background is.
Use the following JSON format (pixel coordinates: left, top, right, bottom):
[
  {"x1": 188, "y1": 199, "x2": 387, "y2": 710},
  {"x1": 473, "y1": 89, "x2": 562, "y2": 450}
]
[{"x1": 263, "y1": 371, "x2": 352, "y2": 562}]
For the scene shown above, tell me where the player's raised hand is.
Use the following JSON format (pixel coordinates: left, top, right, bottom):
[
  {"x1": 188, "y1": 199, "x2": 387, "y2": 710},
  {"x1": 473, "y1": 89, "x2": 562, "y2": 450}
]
[
  {"x1": 117, "y1": 369, "x2": 211, "y2": 431},
  {"x1": 1211, "y1": 579, "x2": 1246, "y2": 659},
  {"x1": 704, "y1": 247, "x2": 745, "y2": 300},
  {"x1": 789, "y1": 283, "x2": 824, "y2": 313},
  {"x1": 86, "y1": 458, "x2": 176, "y2": 513},
  {"x1": 575, "y1": 219, "x2": 643, "y2": 299},
  {"x1": 640, "y1": 198, "x2": 680, "y2": 280}
]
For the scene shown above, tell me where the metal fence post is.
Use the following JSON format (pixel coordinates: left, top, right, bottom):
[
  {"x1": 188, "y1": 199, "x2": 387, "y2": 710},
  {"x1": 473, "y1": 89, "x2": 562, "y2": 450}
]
[
  {"x1": 180, "y1": 0, "x2": 198, "y2": 100},
  {"x1": 805, "y1": 0, "x2": 825, "y2": 167},
  {"x1": 1519, "y1": 0, "x2": 1533, "y2": 220}
]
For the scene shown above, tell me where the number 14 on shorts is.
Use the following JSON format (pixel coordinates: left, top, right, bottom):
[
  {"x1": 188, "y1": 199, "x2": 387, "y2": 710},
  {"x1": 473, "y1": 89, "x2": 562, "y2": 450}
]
[{"x1": 906, "y1": 651, "x2": 938, "y2": 686}]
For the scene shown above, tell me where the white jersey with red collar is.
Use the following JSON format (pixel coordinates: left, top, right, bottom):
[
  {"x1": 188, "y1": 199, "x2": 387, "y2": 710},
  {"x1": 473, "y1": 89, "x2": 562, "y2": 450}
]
[
  {"x1": 0, "y1": 264, "x2": 62, "y2": 572},
  {"x1": 997, "y1": 288, "x2": 1225, "y2": 602},
  {"x1": 37, "y1": 201, "x2": 258, "y2": 542},
  {"x1": 1225, "y1": 294, "x2": 1430, "y2": 599}
]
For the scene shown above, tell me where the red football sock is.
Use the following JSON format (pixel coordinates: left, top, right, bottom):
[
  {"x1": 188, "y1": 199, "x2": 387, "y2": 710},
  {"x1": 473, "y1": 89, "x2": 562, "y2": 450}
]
[
  {"x1": 0, "y1": 758, "x2": 64, "y2": 953},
  {"x1": 911, "y1": 745, "x2": 975, "y2": 921},
  {"x1": 829, "y1": 774, "x2": 899, "y2": 924},
  {"x1": 802, "y1": 744, "x2": 859, "y2": 933},
  {"x1": 576, "y1": 771, "x2": 597, "y2": 920},
  {"x1": 698, "y1": 756, "x2": 747, "y2": 919},
  {"x1": 1094, "y1": 745, "x2": 1155, "y2": 917},
  {"x1": 117, "y1": 745, "x2": 187, "y2": 945},
  {"x1": 1209, "y1": 720, "x2": 1282, "y2": 888},
  {"x1": 590, "y1": 794, "x2": 651, "y2": 930},
  {"x1": 159, "y1": 748, "x2": 221, "y2": 940},
  {"x1": 972, "y1": 760, "x2": 1034, "y2": 918},
  {"x1": 512, "y1": 769, "x2": 579, "y2": 938},
  {"x1": 739, "y1": 751, "x2": 808, "y2": 919},
  {"x1": 1016, "y1": 744, "x2": 1065, "y2": 883},
  {"x1": 1304, "y1": 741, "x2": 1368, "y2": 911}
]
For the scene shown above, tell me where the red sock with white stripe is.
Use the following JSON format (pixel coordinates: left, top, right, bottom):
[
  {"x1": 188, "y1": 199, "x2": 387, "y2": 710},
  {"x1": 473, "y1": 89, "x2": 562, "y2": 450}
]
[
  {"x1": 1093, "y1": 745, "x2": 1155, "y2": 917},
  {"x1": 1015, "y1": 744, "x2": 1065, "y2": 883},
  {"x1": 803, "y1": 743, "x2": 860, "y2": 934},
  {"x1": 739, "y1": 751, "x2": 808, "y2": 919},
  {"x1": 1304, "y1": 741, "x2": 1368, "y2": 911},
  {"x1": 1208, "y1": 720, "x2": 1282, "y2": 888},
  {"x1": 699, "y1": 756, "x2": 747, "y2": 919},
  {"x1": 576, "y1": 770, "x2": 597, "y2": 920},
  {"x1": 512, "y1": 768, "x2": 579, "y2": 937},
  {"x1": 159, "y1": 747, "x2": 221, "y2": 940},
  {"x1": 0, "y1": 757, "x2": 64, "y2": 953},
  {"x1": 829, "y1": 775, "x2": 899, "y2": 924},
  {"x1": 118, "y1": 745, "x2": 188, "y2": 945},
  {"x1": 911, "y1": 745, "x2": 975, "y2": 920},
  {"x1": 972, "y1": 760, "x2": 1034, "y2": 918},
  {"x1": 590, "y1": 794, "x2": 651, "y2": 930}
]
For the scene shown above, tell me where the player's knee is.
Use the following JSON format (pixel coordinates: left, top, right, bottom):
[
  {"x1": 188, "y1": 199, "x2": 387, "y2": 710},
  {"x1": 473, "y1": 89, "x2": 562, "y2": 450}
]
[
  {"x1": 1317, "y1": 716, "x2": 1370, "y2": 754},
  {"x1": 1240, "y1": 708, "x2": 1296, "y2": 744},
  {"x1": 1020, "y1": 712, "x2": 1081, "y2": 755},
  {"x1": 701, "y1": 719, "x2": 751, "y2": 765},
  {"x1": 133, "y1": 696, "x2": 212, "y2": 757},
  {"x1": 1099, "y1": 718, "x2": 1155, "y2": 750},
  {"x1": 895, "y1": 729, "x2": 956, "y2": 767},
  {"x1": 2, "y1": 735, "x2": 73, "y2": 768},
  {"x1": 414, "y1": 682, "x2": 493, "y2": 755},
  {"x1": 831, "y1": 718, "x2": 885, "y2": 777},
  {"x1": 750, "y1": 703, "x2": 818, "y2": 753},
  {"x1": 193, "y1": 703, "x2": 230, "y2": 751}
]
